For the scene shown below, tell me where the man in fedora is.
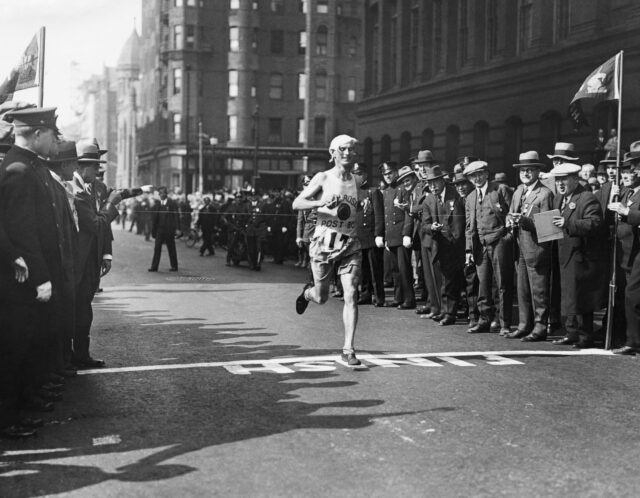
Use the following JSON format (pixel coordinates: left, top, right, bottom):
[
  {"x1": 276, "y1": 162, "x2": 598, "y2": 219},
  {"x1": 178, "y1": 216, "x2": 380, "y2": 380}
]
[
  {"x1": 0, "y1": 107, "x2": 62, "y2": 437},
  {"x1": 550, "y1": 162, "x2": 606, "y2": 349},
  {"x1": 73, "y1": 140, "x2": 122, "y2": 368},
  {"x1": 464, "y1": 160, "x2": 514, "y2": 335},
  {"x1": 608, "y1": 142, "x2": 640, "y2": 354},
  {"x1": 506, "y1": 152, "x2": 554, "y2": 342},
  {"x1": 420, "y1": 164, "x2": 465, "y2": 325},
  {"x1": 378, "y1": 162, "x2": 416, "y2": 309}
]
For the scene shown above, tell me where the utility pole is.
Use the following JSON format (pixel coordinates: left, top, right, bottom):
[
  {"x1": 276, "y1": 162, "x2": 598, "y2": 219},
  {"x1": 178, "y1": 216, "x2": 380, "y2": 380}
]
[
  {"x1": 184, "y1": 64, "x2": 191, "y2": 194},
  {"x1": 198, "y1": 120, "x2": 203, "y2": 193}
]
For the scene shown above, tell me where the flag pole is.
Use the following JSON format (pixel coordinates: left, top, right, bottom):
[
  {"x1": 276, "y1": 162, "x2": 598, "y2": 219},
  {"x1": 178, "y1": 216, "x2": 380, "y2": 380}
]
[
  {"x1": 37, "y1": 26, "x2": 45, "y2": 107},
  {"x1": 605, "y1": 50, "x2": 624, "y2": 350}
]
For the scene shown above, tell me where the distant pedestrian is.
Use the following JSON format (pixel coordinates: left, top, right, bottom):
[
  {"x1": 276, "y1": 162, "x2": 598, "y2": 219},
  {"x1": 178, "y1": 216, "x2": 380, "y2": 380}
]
[{"x1": 148, "y1": 186, "x2": 179, "y2": 272}]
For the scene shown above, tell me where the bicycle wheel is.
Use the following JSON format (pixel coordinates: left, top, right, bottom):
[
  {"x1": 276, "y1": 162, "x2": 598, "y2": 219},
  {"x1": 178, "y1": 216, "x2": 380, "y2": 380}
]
[{"x1": 186, "y1": 229, "x2": 199, "y2": 248}]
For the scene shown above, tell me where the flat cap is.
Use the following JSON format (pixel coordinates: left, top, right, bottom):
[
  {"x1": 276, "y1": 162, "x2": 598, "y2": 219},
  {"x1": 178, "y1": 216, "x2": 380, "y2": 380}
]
[
  {"x1": 549, "y1": 162, "x2": 581, "y2": 177},
  {"x1": 462, "y1": 160, "x2": 489, "y2": 176}
]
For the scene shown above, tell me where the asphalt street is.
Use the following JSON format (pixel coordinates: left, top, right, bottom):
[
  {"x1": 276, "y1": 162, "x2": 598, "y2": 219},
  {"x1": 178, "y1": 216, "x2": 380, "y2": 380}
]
[{"x1": 1, "y1": 225, "x2": 640, "y2": 497}]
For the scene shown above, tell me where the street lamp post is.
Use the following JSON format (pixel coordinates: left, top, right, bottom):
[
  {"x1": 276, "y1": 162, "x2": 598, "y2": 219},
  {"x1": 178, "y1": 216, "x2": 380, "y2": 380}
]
[{"x1": 184, "y1": 64, "x2": 191, "y2": 195}]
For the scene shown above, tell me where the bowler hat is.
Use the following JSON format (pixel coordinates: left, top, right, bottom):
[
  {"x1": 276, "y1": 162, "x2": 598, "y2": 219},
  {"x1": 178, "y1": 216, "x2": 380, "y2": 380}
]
[
  {"x1": 5, "y1": 106, "x2": 59, "y2": 135},
  {"x1": 422, "y1": 165, "x2": 447, "y2": 181},
  {"x1": 397, "y1": 165, "x2": 417, "y2": 183},
  {"x1": 547, "y1": 142, "x2": 578, "y2": 161},
  {"x1": 48, "y1": 140, "x2": 78, "y2": 163},
  {"x1": 623, "y1": 140, "x2": 640, "y2": 165},
  {"x1": 411, "y1": 149, "x2": 438, "y2": 165},
  {"x1": 76, "y1": 139, "x2": 107, "y2": 164},
  {"x1": 513, "y1": 151, "x2": 545, "y2": 168},
  {"x1": 378, "y1": 161, "x2": 398, "y2": 175},
  {"x1": 462, "y1": 160, "x2": 489, "y2": 176},
  {"x1": 549, "y1": 162, "x2": 581, "y2": 177}
]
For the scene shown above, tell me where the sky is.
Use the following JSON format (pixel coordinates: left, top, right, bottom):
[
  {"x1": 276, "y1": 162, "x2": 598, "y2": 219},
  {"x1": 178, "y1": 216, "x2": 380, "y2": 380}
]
[{"x1": 0, "y1": 0, "x2": 142, "y2": 126}]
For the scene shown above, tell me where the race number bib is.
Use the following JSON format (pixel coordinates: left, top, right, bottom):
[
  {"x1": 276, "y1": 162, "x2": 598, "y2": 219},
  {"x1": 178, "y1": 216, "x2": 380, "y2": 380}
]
[{"x1": 321, "y1": 229, "x2": 350, "y2": 252}]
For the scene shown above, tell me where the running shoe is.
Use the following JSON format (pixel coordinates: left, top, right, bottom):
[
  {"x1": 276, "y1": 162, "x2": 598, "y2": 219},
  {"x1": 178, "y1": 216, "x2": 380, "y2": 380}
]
[
  {"x1": 340, "y1": 352, "x2": 361, "y2": 367},
  {"x1": 295, "y1": 283, "x2": 313, "y2": 315}
]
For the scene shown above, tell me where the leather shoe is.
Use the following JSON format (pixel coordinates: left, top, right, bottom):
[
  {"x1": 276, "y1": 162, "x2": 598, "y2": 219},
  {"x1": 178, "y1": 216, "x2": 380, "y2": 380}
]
[
  {"x1": 422, "y1": 312, "x2": 439, "y2": 319},
  {"x1": 415, "y1": 306, "x2": 431, "y2": 315},
  {"x1": 467, "y1": 321, "x2": 490, "y2": 333},
  {"x1": 169, "y1": 267, "x2": 178, "y2": 272},
  {"x1": 438, "y1": 315, "x2": 456, "y2": 326},
  {"x1": 612, "y1": 345, "x2": 640, "y2": 355},
  {"x1": 0, "y1": 425, "x2": 37, "y2": 439},
  {"x1": 552, "y1": 336, "x2": 577, "y2": 346},
  {"x1": 521, "y1": 332, "x2": 547, "y2": 342},
  {"x1": 385, "y1": 301, "x2": 402, "y2": 308},
  {"x1": 148, "y1": 268, "x2": 158, "y2": 272},
  {"x1": 431, "y1": 313, "x2": 445, "y2": 322},
  {"x1": 506, "y1": 329, "x2": 528, "y2": 339},
  {"x1": 398, "y1": 302, "x2": 416, "y2": 310},
  {"x1": 374, "y1": 301, "x2": 385, "y2": 307},
  {"x1": 572, "y1": 340, "x2": 595, "y2": 349},
  {"x1": 75, "y1": 357, "x2": 106, "y2": 369},
  {"x1": 490, "y1": 321, "x2": 500, "y2": 333}
]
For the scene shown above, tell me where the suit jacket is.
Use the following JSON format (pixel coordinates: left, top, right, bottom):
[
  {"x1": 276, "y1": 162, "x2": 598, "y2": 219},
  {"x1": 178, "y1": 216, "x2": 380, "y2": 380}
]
[
  {"x1": 408, "y1": 181, "x2": 429, "y2": 241},
  {"x1": 0, "y1": 146, "x2": 65, "y2": 302},
  {"x1": 382, "y1": 184, "x2": 413, "y2": 247},
  {"x1": 594, "y1": 181, "x2": 618, "y2": 229},
  {"x1": 420, "y1": 184, "x2": 465, "y2": 270},
  {"x1": 47, "y1": 173, "x2": 77, "y2": 287},
  {"x1": 152, "y1": 198, "x2": 179, "y2": 238},
  {"x1": 356, "y1": 186, "x2": 384, "y2": 250},
  {"x1": 509, "y1": 180, "x2": 554, "y2": 268},
  {"x1": 553, "y1": 184, "x2": 606, "y2": 314},
  {"x1": 616, "y1": 187, "x2": 640, "y2": 271},
  {"x1": 465, "y1": 181, "x2": 513, "y2": 261}
]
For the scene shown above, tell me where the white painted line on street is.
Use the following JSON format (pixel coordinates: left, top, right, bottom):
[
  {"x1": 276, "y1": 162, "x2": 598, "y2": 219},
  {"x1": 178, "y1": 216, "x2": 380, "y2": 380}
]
[
  {"x1": 77, "y1": 349, "x2": 614, "y2": 376},
  {"x1": 0, "y1": 470, "x2": 40, "y2": 477},
  {"x1": 92, "y1": 435, "x2": 121, "y2": 446},
  {"x1": 2, "y1": 448, "x2": 71, "y2": 457}
]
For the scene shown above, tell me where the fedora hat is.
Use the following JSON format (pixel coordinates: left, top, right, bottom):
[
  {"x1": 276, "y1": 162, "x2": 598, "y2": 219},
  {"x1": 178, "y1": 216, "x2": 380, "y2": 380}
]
[
  {"x1": 76, "y1": 139, "x2": 107, "y2": 164},
  {"x1": 600, "y1": 150, "x2": 624, "y2": 166},
  {"x1": 397, "y1": 165, "x2": 417, "y2": 183},
  {"x1": 549, "y1": 162, "x2": 581, "y2": 177},
  {"x1": 411, "y1": 149, "x2": 438, "y2": 165},
  {"x1": 48, "y1": 140, "x2": 78, "y2": 163},
  {"x1": 452, "y1": 172, "x2": 471, "y2": 184},
  {"x1": 623, "y1": 140, "x2": 640, "y2": 165},
  {"x1": 378, "y1": 161, "x2": 398, "y2": 174},
  {"x1": 513, "y1": 151, "x2": 545, "y2": 168},
  {"x1": 422, "y1": 165, "x2": 447, "y2": 181},
  {"x1": 547, "y1": 142, "x2": 578, "y2": 161},
  {"x1": 90, "y1": 137, "x2": 108, "y2": 157},
  {"x1": 494, "y1": 172, "x2": 508, "y2": 183},
  {"x1": 457, "y1": 155, "x2": 479, "y2": 168},
  {"x1": 462, "y1": 160, "x2": 489, "y2": 176}
]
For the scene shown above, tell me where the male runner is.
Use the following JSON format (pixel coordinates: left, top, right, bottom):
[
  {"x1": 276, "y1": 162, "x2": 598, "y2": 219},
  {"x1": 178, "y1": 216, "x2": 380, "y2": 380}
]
[{"x1": 293, "y1": 134, "x2": 363, "y2": 367}]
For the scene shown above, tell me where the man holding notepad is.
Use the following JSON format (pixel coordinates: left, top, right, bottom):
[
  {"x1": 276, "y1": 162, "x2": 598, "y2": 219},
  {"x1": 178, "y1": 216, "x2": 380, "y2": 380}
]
[{"x1": 506, "y1": 152, "x2": 554, "y2": 342}]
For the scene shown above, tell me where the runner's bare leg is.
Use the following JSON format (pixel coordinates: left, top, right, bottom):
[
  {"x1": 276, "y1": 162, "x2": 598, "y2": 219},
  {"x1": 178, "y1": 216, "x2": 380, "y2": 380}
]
[{"x1": 340, "y1": 270, "x2": 359, "y2": 353}]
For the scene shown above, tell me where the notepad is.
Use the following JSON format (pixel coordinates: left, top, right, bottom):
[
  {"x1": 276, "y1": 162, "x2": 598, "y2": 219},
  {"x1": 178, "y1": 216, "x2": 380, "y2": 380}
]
[{"x1": 533, "y1": 209, "x2": 564, "y2": 242}]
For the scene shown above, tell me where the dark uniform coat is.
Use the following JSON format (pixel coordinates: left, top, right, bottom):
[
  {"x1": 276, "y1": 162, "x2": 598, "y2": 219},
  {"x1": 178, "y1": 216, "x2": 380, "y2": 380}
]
[{"x1": 617, "y1": 187, "x2": 640, "y2": 348}]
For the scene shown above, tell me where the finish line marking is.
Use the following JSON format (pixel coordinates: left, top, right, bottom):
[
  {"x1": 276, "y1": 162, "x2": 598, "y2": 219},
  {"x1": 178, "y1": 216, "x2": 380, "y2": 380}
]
[{"x1": 77, "y1": 350, "x2": 613, "y2": 376}]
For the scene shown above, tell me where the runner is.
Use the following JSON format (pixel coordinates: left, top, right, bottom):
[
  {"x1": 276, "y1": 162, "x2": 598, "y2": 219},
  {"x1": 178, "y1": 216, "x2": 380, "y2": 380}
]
[{"x1": 292, "y1": 135, "x2": 364, "y2": 367}]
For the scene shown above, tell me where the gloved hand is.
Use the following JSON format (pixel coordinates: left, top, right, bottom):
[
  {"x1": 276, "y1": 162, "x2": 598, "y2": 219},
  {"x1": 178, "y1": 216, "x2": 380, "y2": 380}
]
[
  {"x1": 375, "y1": 236, "x2": 384, "y2": 248},
  {"x1": 13, "y1": 257, "x2": 28, "y2": 283},
  {"x1": 282, "y1": 226, "x2": 287, "y2": 233},
  {"x1": 296, "y1": 237, "x2": 304, "y2": 247},
  {"x1": 402, "y1": 236, "x2": 412, "y2": 249},
  {"x1": 267, "y1": 226, "x2": 272, "y2": 232},
  {"x1": 36, "y1": 281, "x2": 52, "y2": 302}
]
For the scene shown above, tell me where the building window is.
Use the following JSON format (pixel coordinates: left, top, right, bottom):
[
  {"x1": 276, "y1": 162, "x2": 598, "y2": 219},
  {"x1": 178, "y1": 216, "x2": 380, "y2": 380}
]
[
  {"x1": 228, "y1": 115, "x2": 237, "y2": 141},
  {"x1": 173, "y1": 67, "x2": 182, "y2": 94},
  {"x1": 410, "y1": 6, "x2": 419, "y2": 78},
  {"x1": 540, "y1": 110, "x2": 562, "y2": 155},
  {"x1": 271, "y1": 30, "x2": 284, "y2": 54},
  {"x1": 229, "y1": 70, "x2": 238, "y2": 97},
  {"x1": 421, "y1": 128, "x2": 434, "y2": 149},
  {"x1": 298, "y1": 31, "x2": 307, "y2": 55},
  {"x1": 314, "y1": 117, "x2": 326, "y2": 144},
  {"x1": 459, "y1": 0, "x2": 470, "y2": 66},
  {"x1": 487, "y1": 0, "x2": 499, "y2": 58},
  {"x1": 173, "y1": 113, "x2": 182, "y2": 140},
  {"x1": 186, "y1": 25, "x2": 195, "y2": 49},
  {"x1": 175, "y1": 0, "x2": 183, "y2": 6},
  {"x1": 316, "y1": 25, "x2": 328, "y2": 56},
  {"x1": 347, "y1": 76, "x2": 356, "y2": 102},
  {"x1": 518, "y1": 0, "x2": 533, "y2": 52},
  {"x1": 473, "y1": 121, "x2": 490, "y2": 159},
  {"x1": 504, "y1": 116, "x2": 523, "y2": 182},
  {"x1": 371, "y1": 12, "x2": 379, "y2": 93},
  {"x1": 315, "y1": 70, "x2": 327, "y2": 100},
  {"x1": 271, "y1": 0, "x2": 284, "y2": 13},
  {"x1": 445, "y1": 125, "x2": 461, "y2": 167},
  {"x1": 380, "y1": 135, "x2": 391, "y2": 162},
  {"x1": 230, "y1": 0, "x2": 239, "y2": 9},
  {"x1": 348, "y1": 36, "x2": 357, "y2": 57},
  {"x1": 317, "y1": 0, "x2": 328, "y2": 14},
  {"x1": 400, "y1": 131, "x2": 412, "y2": 165},
  {"x1": 299, "y1": 0, "x2": 308, "y2": 13},
  {"x1": 297, "y1": 118, "x2": 306, "y2": 144},
  {"x1": 554, "y1": 0, "x2": 570, "y2": 42},
  {"x1": 433, "y1": 0, "x2": 443, "y2": 73},
  {"x1": 173, "y1": 25, "x2": 183, "y2": 50},
  {"x1": 390, "y1": 1, "x2": 398, "y2": 86},
  {"x1": 297, "y1": 73, "x2": 306, "y2": 100},
  {"x1": 268, "y1": 118, "x2": 282, "y2": 144},
  {"x1": 186, "y1": 0, "x2": 196, "y2": 6},
  {"x1": 229, "y1": 26, "x2": 239, "y2": 52},
  {"x1": 269, "y1": 73, "x2": 283, "y2": 99}
]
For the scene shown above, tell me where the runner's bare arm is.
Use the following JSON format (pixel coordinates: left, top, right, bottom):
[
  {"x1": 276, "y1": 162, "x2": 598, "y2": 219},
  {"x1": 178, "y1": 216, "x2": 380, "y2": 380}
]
[{"x1": 293, "y1": 172, "x2": 328, "y2": 210}]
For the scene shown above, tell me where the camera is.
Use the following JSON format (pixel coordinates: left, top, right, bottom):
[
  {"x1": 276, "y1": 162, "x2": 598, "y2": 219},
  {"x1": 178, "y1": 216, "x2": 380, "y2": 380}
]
[{"x1": 116, "y1": 185, "x2": 154, "y2": 200}]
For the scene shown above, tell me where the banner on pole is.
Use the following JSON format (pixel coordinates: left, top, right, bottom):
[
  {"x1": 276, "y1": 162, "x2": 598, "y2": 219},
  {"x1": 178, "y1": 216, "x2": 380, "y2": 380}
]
[
  {"x1": 0, "y1": 32, "x2": 42, "y2": 104},
  {"x1": 568, "y1": 52, "x2": 622, "y2": 130}
]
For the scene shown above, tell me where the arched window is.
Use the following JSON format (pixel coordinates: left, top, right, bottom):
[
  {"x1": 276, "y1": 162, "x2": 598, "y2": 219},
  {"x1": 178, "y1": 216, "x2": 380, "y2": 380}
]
[
  {"x1": 315, "y1": 69, "x2": 327, "y2": 100},
  {"x1": 505, "y1": 116, "x2": 523, "y2": 185},
  {"x1": 539, "y1": 110, "x2": 562, "y2": 156},
  {"x1": 363, "y1": 137, "x2": 373, "y2": 170},
  {"x1": 421, "y1": 128, "x2": 434, "y2": 150},
  {"x1": 316, "y1": 25, "x2": 328, "y2": 56},
  {"x1": 445, "y1": 125, "x2": 461, "y2": 167},
  {"x1": 380, "y1": 134, "x2": 392, "y2": 162},
  {"x1": 269, "y1": 73, "x2": 283, "y2": 99},
  {"x1": 473, "y1": 121, "x2": 490, "y2": 159},
  {"x1": 399, "y1": 131, "x2": 412, "y2": 165}
]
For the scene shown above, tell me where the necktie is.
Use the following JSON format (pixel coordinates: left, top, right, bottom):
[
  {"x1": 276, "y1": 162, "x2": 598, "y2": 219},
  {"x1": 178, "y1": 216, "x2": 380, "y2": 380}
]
[
  {"x1": 560, "y1": 196, "x2": 568, "y2": 212},
  {"x1": 477, "y1": 189, "x2": 483, "y2": 204}
]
